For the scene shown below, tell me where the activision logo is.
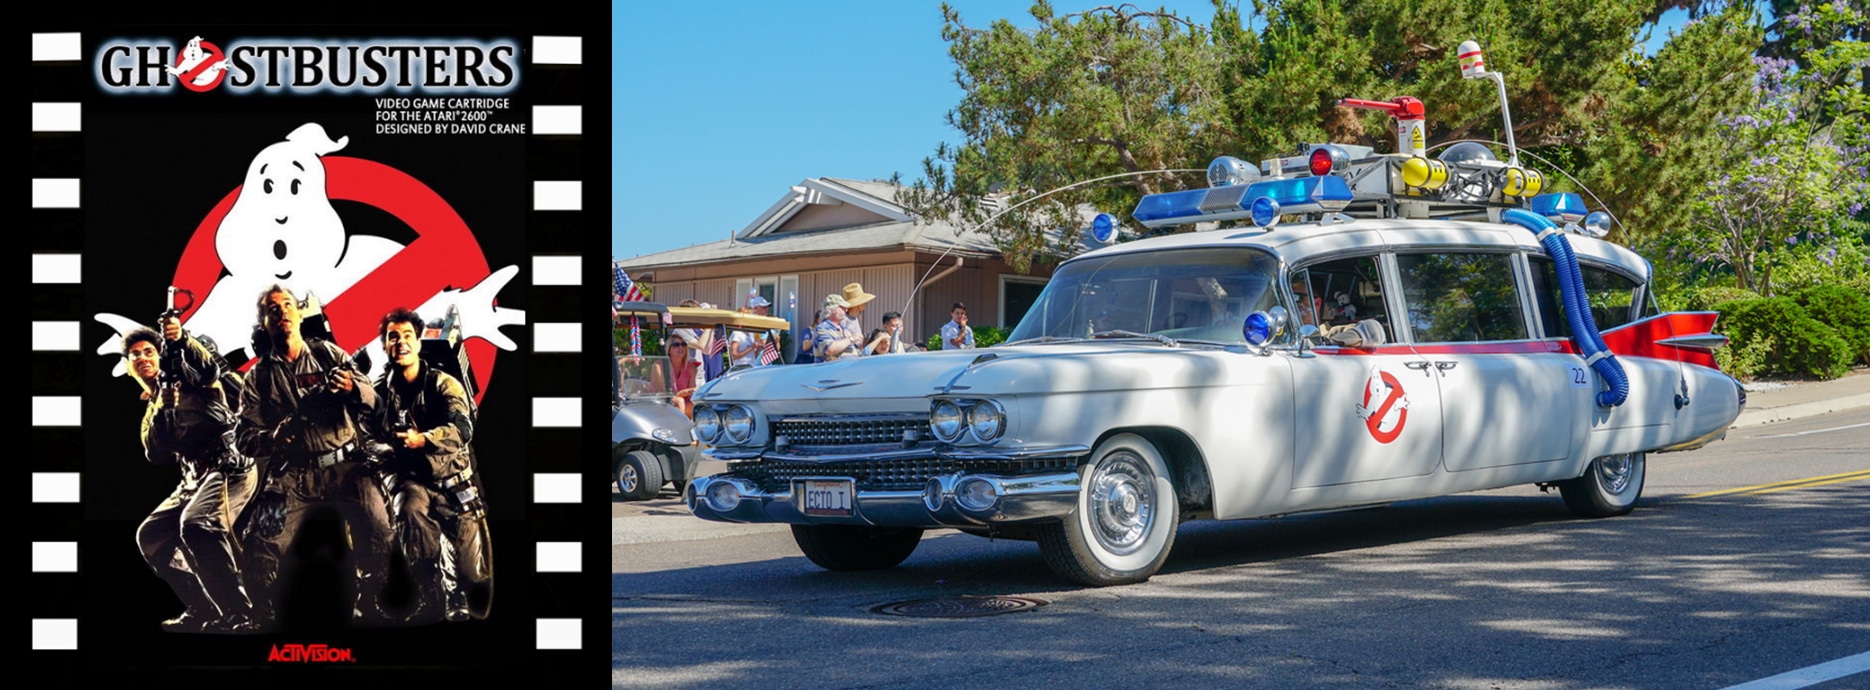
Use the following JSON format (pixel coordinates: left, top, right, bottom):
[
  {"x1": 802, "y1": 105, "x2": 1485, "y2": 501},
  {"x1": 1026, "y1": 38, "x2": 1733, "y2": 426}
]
[
  {"x1": 95, "y1": 36, "x2": 518, "y2": 95},
  {"x1": 267, "y1": 643, "x2": 357, "y2": 663}
]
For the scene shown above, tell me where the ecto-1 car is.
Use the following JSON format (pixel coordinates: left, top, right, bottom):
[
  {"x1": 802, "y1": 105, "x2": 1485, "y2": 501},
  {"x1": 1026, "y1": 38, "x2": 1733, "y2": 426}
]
[{"x1": 684, "y1": 81, "x2": 1743, "y2": 587}]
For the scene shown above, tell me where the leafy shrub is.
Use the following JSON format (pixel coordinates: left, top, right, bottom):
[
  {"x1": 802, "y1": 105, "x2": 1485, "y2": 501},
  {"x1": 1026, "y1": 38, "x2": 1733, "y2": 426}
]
[
  {"x1": 1684, "y1": 286, "x2": 1759, "y2": 311},
  {"x1": 1713, "y1": 297, "x2": 1852, "y2": 379},
  {"x1": 925, "y1": 326, "x2": 1010, "y2": 350},
  {"x1": 1714, "y1": 332, "x2": 1775, "y2": 381},
  {"x1": 1789, "y1": 284, "x2": 1870, "y2": 365}
]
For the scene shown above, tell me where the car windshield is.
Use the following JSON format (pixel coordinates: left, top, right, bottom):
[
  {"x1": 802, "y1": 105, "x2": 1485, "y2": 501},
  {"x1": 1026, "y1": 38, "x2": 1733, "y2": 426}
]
[
  {"x1": 1007, "y1": 246, "x2": 1282, "y2": 344},
  {"x1": 615, "y1": 355, "x2": 675, "y2": 402}
]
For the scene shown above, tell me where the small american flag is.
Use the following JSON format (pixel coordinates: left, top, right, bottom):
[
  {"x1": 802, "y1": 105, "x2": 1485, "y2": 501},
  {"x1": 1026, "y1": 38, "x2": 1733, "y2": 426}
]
[
  {"x1": 614, "y1": 261, "x2": 644, "y2": 302},
  {"x1": 758, "y1": 337, "x2": 780, "y2": 365},
  {"x1": 709, "y1": 324, "x2": 728, "y2": 357}
]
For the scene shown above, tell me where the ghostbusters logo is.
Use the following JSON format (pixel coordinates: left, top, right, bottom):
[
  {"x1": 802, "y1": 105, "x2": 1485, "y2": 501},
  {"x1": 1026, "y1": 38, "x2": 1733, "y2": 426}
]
[
  {"x1": 1355, "y1": 366, "x2": 1410, "y2": 444},
  {"x1": 94, "y1": 122, "x2": 524, "y2": 404},
  {"x1": 164, "y1": 36, "x2": 233, "y2": 92}
]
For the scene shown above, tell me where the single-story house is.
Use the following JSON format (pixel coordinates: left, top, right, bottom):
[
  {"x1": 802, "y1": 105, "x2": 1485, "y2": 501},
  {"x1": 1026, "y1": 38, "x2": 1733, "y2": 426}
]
[{"x1": 617, "y1": 176, "x2": 1095, "y2": 353}]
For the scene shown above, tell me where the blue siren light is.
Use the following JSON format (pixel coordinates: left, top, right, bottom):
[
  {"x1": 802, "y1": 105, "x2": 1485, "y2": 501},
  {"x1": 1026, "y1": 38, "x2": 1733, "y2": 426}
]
[
  {"x1": 1529, "y1": 193, "x2": 1587, "y2": 223},
  {"x1": 1135, "y1": 174, "x2": 1355, "y2": 227},
  {"x1": 1244, "y1": 311, "x2": 1272, "y2": 346},
  {"x1": 1091, "y1": 213, "x2": 1117, "y2": 243},
  {"x1": 1251, "y1": 197, "x2": 1282, "y2": 228},
  {"x1": 1132, "y1": 188, "x2": 1208, "y2": 222}
]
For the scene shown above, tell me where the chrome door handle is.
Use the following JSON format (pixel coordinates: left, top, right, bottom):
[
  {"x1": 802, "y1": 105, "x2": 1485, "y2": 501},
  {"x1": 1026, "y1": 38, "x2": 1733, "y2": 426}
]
[
  {"x1": 1403, "y1": 361, "x2": 1432, "y2": 373},
  {"x1": 1435, "y1": 361, "x2": 1458, "y2": 370}
]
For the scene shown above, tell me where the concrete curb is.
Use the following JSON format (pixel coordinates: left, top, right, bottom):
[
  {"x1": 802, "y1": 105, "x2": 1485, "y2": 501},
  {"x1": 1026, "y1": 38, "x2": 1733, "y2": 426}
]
[{"x1": 1731, "y1": 392, "x2": 1870, "y2": 427}]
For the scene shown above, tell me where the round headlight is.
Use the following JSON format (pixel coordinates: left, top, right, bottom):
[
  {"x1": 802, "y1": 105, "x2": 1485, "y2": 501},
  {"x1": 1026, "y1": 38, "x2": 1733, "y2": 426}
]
[
  {"x1": 922, "y1": 478, "x2": 945, "y2": 511},
  {"x1": 651, "y1": 427, "x2": 677, "y2": 444},
  {"x1": 967, "y1": 400, "x2": 1006, "y2": 442},
  {"x1": 694, "y1": 407, "x2": 722, "y2": 444},
  {"x1": 1582, "y1": 211, "x2": 1612, "y2": 238},
  {"x1": 724, "y1": 405, "x2": 754, "y2": 443},
  {"x1": 955, "y1": 478, "x2": 999, "y2": 512},
  {"x1": 931, "y1": 400, "x2": 964, "y2": 443},
  {"x1": 705, "y1": 480, "x2": 741, "y2": 512}
]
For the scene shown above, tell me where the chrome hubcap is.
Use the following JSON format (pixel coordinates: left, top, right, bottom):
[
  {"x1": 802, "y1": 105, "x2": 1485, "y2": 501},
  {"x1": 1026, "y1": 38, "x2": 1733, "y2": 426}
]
[
  {"x1": 619, "y1": 464, "x2": 639, "y2": 493},
  {"x1": 1089, "y1": 452, "x2": 1154, "y2": 555},
  {"x1": 1597, "y1": 453, "x2": 1635, "y2": 495}
]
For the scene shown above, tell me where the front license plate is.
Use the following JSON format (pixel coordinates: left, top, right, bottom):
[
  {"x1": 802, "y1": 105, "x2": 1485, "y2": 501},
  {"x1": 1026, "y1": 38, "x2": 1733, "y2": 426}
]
[{"x1": 800, "y1": 479, "x2": 854, "y2": 517}]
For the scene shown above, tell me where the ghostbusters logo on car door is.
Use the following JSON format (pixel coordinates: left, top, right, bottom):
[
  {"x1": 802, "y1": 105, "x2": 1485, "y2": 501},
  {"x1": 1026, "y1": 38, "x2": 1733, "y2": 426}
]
[{"x1": 1356, "y1": 366, "x2": 1410, "y2": 444}]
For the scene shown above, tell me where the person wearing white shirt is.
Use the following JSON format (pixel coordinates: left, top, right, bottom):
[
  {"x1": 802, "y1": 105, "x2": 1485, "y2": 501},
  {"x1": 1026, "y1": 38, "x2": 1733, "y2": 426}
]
[
  {"x1": 728, "y1": 295, "x2": 771, "y2": 368},
  {"x1": 941, "y1": 302, "x2": 975, "y2": 350}
]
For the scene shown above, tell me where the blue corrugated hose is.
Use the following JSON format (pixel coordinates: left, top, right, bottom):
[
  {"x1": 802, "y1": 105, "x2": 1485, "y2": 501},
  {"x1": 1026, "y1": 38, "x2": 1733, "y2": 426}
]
[{"x1": 1501, "y1": 209, "x2": 1629, "y2": 407}]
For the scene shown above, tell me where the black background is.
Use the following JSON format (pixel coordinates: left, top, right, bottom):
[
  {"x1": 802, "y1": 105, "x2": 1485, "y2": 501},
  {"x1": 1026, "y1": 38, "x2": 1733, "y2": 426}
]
[{"x1": 32, "y1": 20, "x2": 610, "y2": 682}]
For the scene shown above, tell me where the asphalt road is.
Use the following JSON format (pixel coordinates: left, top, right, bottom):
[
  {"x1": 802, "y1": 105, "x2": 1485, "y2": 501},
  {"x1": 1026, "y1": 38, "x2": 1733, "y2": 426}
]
[{"x1": 612, "y1": 408, "x2": 1870, "y2": 689}]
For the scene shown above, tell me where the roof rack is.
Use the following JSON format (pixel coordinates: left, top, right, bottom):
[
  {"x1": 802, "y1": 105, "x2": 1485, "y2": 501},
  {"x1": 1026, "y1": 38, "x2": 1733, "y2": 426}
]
[{"x1": 1126, "y1": 41, "x2": 1613, "y2": 239}]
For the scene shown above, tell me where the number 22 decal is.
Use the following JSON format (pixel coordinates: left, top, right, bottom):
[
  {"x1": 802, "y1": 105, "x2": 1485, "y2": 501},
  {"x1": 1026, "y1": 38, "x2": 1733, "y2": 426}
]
[{"x1": 1569, "y1": 365, "x2": 1591, "y2": 388}]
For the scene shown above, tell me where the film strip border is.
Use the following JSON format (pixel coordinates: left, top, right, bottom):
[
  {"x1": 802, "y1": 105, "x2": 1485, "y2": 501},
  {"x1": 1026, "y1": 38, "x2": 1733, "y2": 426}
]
[{"x1": 30, "y1": 31, "x2": 599, "y2": 655}]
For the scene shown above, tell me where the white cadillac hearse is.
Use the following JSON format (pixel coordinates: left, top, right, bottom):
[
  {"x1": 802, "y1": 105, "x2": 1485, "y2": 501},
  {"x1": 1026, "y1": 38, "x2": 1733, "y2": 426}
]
[{"x1": 685, "y1": 75, "x2": 1744, "y2": 586}]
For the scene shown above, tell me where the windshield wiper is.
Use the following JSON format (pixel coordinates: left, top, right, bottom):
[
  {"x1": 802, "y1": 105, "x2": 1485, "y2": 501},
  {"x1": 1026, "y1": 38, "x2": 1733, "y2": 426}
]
[
  {"x1": 1000, "y1": 335, "x2": 1085, "y2": 347},
  {"x1": 1089, "y1": 330, "x2": 1178, "y2": 347},
  {"x1": 1173, "y1": 338, "x2": 1238, "y2": 349}
]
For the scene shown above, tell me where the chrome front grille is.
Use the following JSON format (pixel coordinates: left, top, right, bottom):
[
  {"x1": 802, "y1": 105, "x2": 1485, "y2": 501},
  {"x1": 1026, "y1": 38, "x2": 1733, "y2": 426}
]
[
  {"x1": 728, "y1": 457, "x2": 1079, "y2": 492},
  {"x1": 775, "y1": 415, "x2": 932, "y2": 450}
]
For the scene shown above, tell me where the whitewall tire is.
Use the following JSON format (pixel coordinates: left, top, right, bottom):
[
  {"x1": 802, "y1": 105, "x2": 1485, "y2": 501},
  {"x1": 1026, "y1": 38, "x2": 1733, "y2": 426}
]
[
  {"x1": 1559, "y1": 452, "x2": 1645, "y2": 518},
  {"x1": 1037, "y1": 433, "x2": 1179, "y2": 586}
]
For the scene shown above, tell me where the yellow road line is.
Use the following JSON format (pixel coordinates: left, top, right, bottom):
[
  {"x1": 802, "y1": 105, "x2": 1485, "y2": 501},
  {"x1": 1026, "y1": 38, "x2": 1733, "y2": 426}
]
[
  {"x1": 1739, "y1": 474, "x2": 1870, "y2": 496},
  {"x1": 1682, "y1": 469, "x2": 1870, "y2": 499}
]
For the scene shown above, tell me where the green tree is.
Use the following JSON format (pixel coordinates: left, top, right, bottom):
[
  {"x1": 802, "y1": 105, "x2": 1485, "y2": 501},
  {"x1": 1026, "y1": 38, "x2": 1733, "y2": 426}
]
[
  {"x1": 898, "y1": 1, "x2": 1230, "y2": 272},
  {"x1": 1660, "y1": 1, "x2": 1867, "y2": 296},
  {"x1": 901, "y1": 0, "x2": 1769, "y2": 261}
]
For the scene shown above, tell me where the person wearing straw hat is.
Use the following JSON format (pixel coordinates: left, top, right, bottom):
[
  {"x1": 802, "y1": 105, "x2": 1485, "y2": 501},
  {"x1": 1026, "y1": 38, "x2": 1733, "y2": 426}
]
[{"x1": 840, "y1": 283, "x2": 886, "y2": 355}]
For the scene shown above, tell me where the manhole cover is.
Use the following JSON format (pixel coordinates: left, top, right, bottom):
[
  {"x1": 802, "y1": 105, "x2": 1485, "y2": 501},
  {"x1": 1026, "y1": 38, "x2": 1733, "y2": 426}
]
[{"x1": 870, "y1": 595, "x2": 1049, "y2": 618}]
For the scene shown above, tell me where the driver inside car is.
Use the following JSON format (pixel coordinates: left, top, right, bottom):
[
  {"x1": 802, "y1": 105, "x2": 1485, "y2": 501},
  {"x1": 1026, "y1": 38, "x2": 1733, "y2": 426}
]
[{"x1": 1295, "y1": 276, "x2": 1386, "y2": 347}]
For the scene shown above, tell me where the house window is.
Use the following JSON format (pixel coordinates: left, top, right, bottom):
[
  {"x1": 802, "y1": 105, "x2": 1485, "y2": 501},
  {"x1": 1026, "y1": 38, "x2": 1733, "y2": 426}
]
[{"x1": 1000, "y1": 275, "x2": 1048, "y2": 330}]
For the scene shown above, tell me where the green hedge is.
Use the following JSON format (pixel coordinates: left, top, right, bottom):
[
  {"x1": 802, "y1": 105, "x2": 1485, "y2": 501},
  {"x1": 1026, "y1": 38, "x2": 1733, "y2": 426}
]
[
  {"x1": 1789, "y1": 284, "x2": 1870, "y2": 366},
  {"x1": 1713, "y1": 297, "x2": 1853, "y2": 380},
  {"x1": 1684, "y1": 286, "x2": 1759, "y2": 311},
  {"x1": 925, "y1": 325, "x2": 1009, "y2": 350}
]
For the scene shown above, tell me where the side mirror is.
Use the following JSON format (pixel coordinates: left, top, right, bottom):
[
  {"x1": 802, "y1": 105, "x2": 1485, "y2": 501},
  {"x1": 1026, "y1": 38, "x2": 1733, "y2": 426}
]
[{"x1": 1296, "y1": 324, "x2": 1319, "y2": 358}]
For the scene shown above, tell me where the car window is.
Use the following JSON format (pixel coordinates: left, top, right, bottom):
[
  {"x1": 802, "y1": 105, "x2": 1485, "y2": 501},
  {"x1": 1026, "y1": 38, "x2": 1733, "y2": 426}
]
[
  {"x1": 1527, "y1": 257, "x2": 1641, "y2": 338},
  {"x1": 1292, "y1": 255, "x2": 1390, "y2": 338},
  {"x1": 1395, "y1": 252, "x2": 1528, "y2": 343},
  {"x1": 1008, "y1": 247, "x2": 1281, "y2": 344}
]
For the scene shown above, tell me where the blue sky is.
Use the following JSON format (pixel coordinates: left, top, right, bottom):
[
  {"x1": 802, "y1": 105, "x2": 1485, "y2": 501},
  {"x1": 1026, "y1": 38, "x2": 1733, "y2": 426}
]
[{"x1": 613, "y1": 2, "x2": 1691, "y2": 262}]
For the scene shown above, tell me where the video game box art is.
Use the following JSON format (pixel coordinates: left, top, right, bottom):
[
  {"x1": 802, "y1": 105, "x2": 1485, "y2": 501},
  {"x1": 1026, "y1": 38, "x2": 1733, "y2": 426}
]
[{"x1": 30, "y1": 22, "x2": 610, "y2": 679}]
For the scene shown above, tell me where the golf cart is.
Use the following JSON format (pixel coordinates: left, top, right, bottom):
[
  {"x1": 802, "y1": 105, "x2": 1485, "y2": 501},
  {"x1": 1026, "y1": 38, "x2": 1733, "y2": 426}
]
[
  {"x1": 612, "y1": 302, "x2": 700, "y2": 501},
  {"x1": 665, "y1": 305, "x2": 792, "y2": 374}
]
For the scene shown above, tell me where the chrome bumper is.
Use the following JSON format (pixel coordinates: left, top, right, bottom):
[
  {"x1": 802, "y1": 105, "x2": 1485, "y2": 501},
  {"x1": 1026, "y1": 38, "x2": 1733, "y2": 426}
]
[{"x1": 686, "y1": 470, "x2": 1081, "y2": 528}]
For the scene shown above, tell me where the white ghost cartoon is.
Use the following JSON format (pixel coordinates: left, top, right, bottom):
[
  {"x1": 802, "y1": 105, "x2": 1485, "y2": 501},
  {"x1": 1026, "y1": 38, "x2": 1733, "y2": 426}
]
[
  {"x1": 164, "y1": 37, "x2": 208, "y2": 75},
  {"x1": 96, "y1": 122, "x2": 524, "y2": 380},
  {"x1": 162, "y1": 36, "x2": 233, "y2": 87},
  {"x1": 1354, "y1": 366, "x2": 1409, "y2": 435}
]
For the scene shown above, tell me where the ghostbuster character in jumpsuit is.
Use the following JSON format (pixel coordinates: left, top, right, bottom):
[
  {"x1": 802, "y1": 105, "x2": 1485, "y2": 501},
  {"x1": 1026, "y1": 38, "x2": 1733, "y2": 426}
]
[
  {"x1": 128, "y1": 319, "x2": 260, "y2": 633},
  {"x1": 236, "y1": 284, "x2": 392, "y2": 627},
  {"x1": 369, "y1": 307, "x2": 490, "y2": 623}
]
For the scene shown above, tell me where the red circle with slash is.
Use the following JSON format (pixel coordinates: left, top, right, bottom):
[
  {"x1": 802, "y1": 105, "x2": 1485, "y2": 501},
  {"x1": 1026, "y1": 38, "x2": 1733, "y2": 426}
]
[
  {"x1": 175, "y1": 40, "x2": 230, "y2": 93},
  {"x1": 1362, "y1": 370, "x2": 1409, "y2": 444},
  {"x1": 169, "y1": 157, "x2": 498, "y2": 405}
]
